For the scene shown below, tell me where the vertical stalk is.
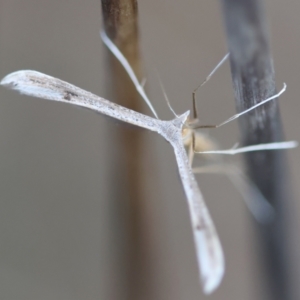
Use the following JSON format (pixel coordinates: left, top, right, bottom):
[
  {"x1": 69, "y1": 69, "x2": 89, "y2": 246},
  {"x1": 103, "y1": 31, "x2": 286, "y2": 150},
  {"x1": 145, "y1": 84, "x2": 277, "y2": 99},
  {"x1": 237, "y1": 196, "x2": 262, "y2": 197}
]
[
  {"x1": 220, "y1": 0, "x2": 293, "y2": 299},
  {"x1": 101, "y1": 1, "x2": 147, "y2": 299}
]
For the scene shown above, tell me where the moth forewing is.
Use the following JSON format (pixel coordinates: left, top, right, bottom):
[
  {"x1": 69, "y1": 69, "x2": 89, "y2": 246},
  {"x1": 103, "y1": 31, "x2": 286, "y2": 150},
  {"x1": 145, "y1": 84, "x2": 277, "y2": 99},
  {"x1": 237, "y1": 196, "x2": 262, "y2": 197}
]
[
  {"x1": 159, "y1": 117, "x2": 224, "y2": 294},
  {"x1": 169, "y1": 133, "x2": 224, "y2": 294},
  {"x1": 1, "y1": 70, "x2": 225, "y2": 294},
  {"x1": 0, "y1": 71, "x2": 161, "y2": 133}
]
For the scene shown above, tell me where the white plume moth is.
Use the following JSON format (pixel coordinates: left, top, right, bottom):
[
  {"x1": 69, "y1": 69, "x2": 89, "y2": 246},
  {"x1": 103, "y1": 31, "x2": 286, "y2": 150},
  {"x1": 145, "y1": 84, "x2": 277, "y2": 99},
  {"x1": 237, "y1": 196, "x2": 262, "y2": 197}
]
[{"x1": 1, "y1": 31, "x2": 297, "y2": 294}]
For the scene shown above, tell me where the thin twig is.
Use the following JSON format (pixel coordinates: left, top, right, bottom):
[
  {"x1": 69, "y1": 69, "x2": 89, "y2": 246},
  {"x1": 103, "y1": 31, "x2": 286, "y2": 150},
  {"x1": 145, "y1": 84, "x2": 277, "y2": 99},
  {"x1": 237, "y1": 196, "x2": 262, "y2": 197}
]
[
  {"x1": 101, "y1": 1, "x2": 148, "y2": 299},
  {"x1": 220, "y1": 0, "x2": 294, "y2": 299}
]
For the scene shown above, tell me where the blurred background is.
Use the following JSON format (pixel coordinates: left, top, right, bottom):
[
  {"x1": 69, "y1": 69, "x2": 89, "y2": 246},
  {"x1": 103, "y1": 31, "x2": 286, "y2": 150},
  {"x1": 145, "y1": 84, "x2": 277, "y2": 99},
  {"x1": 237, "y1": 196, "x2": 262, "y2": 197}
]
[{"x1": 0, "y1": 0, "x2": 300, "y2": 299}]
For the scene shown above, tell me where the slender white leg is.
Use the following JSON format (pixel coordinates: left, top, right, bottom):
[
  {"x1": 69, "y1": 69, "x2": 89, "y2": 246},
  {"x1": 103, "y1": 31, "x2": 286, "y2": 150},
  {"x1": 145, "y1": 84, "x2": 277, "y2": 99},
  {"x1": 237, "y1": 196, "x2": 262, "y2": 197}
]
[
  {"x1": 193, "y1": 163, "x2": 275, "y2": 223},
  {"x1": 196, "y1": 140, "x2": 298, "y2": 155}
]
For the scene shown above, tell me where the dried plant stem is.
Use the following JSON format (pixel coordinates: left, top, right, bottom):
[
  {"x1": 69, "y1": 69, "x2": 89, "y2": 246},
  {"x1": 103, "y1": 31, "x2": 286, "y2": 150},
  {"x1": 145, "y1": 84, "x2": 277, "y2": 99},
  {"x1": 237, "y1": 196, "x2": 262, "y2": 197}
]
[
  {"x1": 220, "y1": 0, "x2": 293, "y2": 299},
  {"x1": 101, "y1": 1, "x2": 148, "y2": 299}
]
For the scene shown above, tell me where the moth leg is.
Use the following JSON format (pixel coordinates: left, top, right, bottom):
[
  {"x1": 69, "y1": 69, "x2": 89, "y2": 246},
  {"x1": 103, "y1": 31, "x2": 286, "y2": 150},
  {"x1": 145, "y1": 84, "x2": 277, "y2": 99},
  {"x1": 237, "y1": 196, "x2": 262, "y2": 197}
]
[
  {"x1": 193, "y1": 163, "x2": 275, "y2": 223},
  {"x1": 192, "y1": 53, "x2": 229, "y2": 120},
  {"x1": 192, "y1": 83, "x2": 286, "y2": 130}
]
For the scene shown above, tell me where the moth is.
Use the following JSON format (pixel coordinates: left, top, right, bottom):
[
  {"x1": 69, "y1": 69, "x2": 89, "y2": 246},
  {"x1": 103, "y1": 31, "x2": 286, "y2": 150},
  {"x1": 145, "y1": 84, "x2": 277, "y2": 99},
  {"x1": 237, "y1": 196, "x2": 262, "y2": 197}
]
[{"x1": 1, "y1": 31, "x2": 297, "y2": 294}]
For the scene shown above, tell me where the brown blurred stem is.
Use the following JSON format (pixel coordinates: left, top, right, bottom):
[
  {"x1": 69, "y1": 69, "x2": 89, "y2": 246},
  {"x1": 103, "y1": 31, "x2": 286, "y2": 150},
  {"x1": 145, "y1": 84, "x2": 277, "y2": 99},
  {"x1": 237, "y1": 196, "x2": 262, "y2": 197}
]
[
  {"x1": 220, "y1": 0, "x2": 293, "y2": 299},
  {"x1": 101, "y1": 1, "x2": 148, "y2": 300}
]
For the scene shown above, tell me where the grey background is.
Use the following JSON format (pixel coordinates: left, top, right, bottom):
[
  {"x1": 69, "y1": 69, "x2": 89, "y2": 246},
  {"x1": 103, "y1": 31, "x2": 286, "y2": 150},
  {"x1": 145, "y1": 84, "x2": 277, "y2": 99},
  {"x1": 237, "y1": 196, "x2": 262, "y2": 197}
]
[{"x1": 0, "y1": 0, "x2": 300, "y2": 299}]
